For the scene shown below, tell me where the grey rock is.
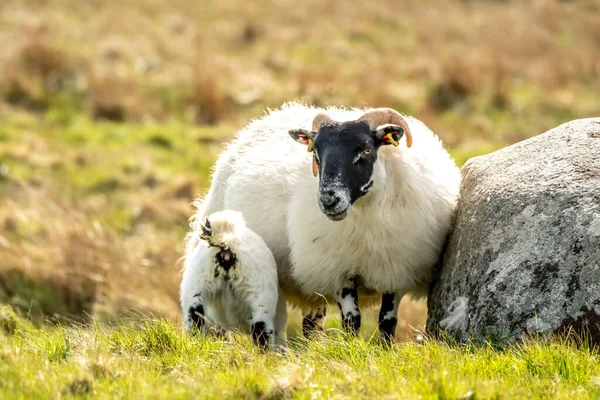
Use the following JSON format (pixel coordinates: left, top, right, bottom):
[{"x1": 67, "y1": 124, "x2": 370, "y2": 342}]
[{"x1": 427, "y1": 118, "x2": 600, "y2": 344}]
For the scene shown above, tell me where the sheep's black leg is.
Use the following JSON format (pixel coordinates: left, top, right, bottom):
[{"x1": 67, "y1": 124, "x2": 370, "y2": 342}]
[
  {"x1": 301, "y1": 307, "x2": 326, "y2": 338},
  {"x1": 187, "y1": 294, "x2": 205, "y2": 331},
  {"x1": 336, "y1": 279, "x2": 360, "y2": 335},
  {"x1": 378, "y1": 292, "x2": 400, "y2": 345}
]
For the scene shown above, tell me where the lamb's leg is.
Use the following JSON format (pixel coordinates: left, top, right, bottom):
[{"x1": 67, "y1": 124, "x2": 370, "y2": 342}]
[
  {"x1": 378, "y1": 292, "x2": 402, "y2": 344},
  {"x1": 244, "y1": 260, "x2": 279, "y2": 349},
  {"x1": 336, "y1": 278, "x2": 360, "y2": 335},
  {"x1": 301, "y1": 307, "x2": 326, "y2": 338},
  {"x1": 185, "y1": 293, "x2": 205, "y2": 332},
  {"x1": 246, "y1": 284, "x2": 277, "y2": 349},
  {"x1": 250, "y1": 303, "x2": 276, "y2": 348}
]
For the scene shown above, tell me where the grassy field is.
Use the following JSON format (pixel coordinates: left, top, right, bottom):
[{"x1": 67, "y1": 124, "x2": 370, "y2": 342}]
[
  {"x1": 1, "y1": 305, "x2": 599, "y2": 399},
  {"x1": 1, "y1": 0, "x2": 600, "y2": 398}
]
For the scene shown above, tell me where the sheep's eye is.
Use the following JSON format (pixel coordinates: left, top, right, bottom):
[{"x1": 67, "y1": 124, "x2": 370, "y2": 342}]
[{"x1": 353, "y1": 148, "x2": 372, "y2": 165}]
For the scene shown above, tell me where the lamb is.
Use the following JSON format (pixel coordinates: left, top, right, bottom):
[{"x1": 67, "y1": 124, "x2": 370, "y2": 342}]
[
  {"x1": 188, "y1": 101, "x2": 460, "y2": 343},
  {"x1": 180, "y1": 210, "x2": 287, "y2": 349}
]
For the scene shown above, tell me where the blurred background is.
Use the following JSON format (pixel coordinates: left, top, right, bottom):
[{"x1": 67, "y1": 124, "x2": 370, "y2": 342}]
[{"x1": 0, "y1": 0, "x2": 598, "y2": 338}]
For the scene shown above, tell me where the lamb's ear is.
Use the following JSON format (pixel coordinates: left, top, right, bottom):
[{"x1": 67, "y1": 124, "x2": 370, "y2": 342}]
[{"x1": 373, "y1": 124, "x2": 409, "y2": 148}]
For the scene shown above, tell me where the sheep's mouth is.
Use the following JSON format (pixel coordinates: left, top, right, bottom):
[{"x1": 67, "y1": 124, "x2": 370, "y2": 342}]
[{"x1": 324, "y1": 209, "x2": 348, "y2": 221}]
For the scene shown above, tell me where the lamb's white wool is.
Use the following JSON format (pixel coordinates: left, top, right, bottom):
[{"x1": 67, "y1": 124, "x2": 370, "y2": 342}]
[
  {"x1": 188, "y1": 101, "x2": 460, "y2": 337},
  {"x1": 181, "y1": 210, "x2": 286, "y2": 348},
  {"x1": 439, "y1": 296, "x2": 469, "y2": 332}
]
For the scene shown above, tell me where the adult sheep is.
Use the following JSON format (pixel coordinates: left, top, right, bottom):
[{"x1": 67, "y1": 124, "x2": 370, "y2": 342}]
[{"x1": 187, "y1": 102, "x2": 460, "y2": 342}]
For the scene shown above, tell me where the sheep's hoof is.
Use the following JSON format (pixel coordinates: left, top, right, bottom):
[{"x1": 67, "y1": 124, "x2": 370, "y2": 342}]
[
  {"x1": 273, "y1": 344, "x2": 290, "y2": 356},
  {"x1": 378, "y1": 334, "x2": 395, "y2": 348},
  {"x1": 342, "y1": 315, "x2": 361, "y2": 336}
]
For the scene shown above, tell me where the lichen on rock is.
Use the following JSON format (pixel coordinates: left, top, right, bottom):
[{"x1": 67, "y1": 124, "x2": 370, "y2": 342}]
[{"x1": 427, "y1": 118, "x2": 600, "y2": 345}]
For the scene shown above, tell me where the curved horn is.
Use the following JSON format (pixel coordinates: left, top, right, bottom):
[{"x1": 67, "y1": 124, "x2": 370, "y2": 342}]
[
  {"x1": 312, "y1": 113, "x2": 333, "y2": 131},
  {"x1": 358, "y1": 108, "x2": 413, "y2": 148}
]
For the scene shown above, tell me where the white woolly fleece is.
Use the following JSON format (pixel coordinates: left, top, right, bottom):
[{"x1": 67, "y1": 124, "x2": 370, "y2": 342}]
[
  {"x1": 186, "y1": 102, "x2": 461, "y2": 310},
  {"x1": 181, "y1": 210, "x2": 286, "y2": 346}
]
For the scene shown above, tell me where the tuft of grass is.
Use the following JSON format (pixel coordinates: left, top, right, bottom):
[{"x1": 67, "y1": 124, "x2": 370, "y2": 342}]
[
  {"x1": 0, "y1": 304, "x2": 33, "y2": 335},
  {"x1": 190, "y1": 66, "x2": 227, "y2": 125},
  {"x1": 0, "y1": 313, "x2": 598, "y2": 399},
  {"x1": 0, "y1": 33, "x2": 79, "y2": 113},
  {"x1": 88, "y1": 72, "x2": 141, "y2": 122}
]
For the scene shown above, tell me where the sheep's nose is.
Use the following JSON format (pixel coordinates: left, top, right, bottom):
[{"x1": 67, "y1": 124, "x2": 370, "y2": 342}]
[{"x1": 320, "y1": 191, "x2": 341, "y2": 207}]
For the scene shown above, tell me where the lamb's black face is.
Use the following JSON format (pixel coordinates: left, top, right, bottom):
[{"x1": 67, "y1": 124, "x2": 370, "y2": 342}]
[{"x1": 289, "y1": 120, "x2": 406, "y2": 221}]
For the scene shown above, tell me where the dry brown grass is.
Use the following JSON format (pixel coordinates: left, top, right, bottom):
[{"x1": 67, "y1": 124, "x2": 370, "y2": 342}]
[
  {"x1": 190, "y1": 66, "x2": 227, "y2": 125},
  {"x1": 1, "y1": 0, "x2": 598, "y2": 132},
  {"x1": 0, "y1": 33, "x2": 77, "y2": 110},
  {"x1": 0, "y1": 182, "x2": 183, "y2": 322},
  {"x1": 88, "y1": 72, "x2": 141, "y2": 122}
]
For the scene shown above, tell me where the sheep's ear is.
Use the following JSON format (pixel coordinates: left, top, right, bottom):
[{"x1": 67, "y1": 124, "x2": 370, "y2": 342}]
[
  {"x1": 373, "y1": 124, "x2": 405, "y2": 148},
  {"x1": 288, "y1": 129, "x2": 315, "y2": 146}
]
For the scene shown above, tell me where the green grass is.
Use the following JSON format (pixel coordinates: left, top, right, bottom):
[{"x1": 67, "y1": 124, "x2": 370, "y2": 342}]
[
  {"x1": 1, "y1": 306, "x2": 599, "y2": 399},
  {"x1": 1, "y1": 1, "x2": 599, "y2": 397}
]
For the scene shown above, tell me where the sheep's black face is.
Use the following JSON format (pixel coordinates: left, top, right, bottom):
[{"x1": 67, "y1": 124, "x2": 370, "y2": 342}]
[
  {"x1": 289, "y1": 120, "x2": 405, "y2": 221},
  {"x1": 309, "y1": 121, "x2": 376, "y2": 221}
]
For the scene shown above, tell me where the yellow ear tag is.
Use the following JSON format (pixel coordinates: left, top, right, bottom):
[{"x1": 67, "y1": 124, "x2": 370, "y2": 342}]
[
  {"x1": 385, "y1": 133, "x2": 399, "y2": 147},
  {"x1": 307, "y1": 138, "x2": 313, "y2": 152}
]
